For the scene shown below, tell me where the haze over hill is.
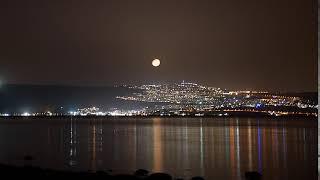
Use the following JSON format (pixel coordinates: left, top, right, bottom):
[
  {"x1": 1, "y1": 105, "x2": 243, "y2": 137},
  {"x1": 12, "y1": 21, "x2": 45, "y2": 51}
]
[{"x1": 0, "y1": 84, "x2": 146, "y2": 113}]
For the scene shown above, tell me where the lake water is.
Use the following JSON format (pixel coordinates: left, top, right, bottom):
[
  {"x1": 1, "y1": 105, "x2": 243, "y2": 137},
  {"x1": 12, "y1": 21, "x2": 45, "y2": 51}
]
[{"x1": 0, "y1": 117, "x2": 317, "y2": 179}]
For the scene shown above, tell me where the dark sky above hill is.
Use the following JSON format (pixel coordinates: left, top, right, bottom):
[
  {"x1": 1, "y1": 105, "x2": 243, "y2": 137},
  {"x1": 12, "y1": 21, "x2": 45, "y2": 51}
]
[{"x1": 0, "y1": 0, "x2": 317, "y2": 91}]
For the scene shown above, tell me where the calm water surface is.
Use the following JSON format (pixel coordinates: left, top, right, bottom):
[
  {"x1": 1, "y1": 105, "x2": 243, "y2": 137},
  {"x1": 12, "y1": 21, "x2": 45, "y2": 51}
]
[{"x1": 0, "y1": 117, "x2": 316, "y2": 180}]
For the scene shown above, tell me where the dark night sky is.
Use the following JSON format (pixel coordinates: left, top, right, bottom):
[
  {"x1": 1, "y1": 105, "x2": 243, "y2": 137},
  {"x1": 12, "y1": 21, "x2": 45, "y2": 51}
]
[{"x1": 0, "y1": 0, "x2": 317, "y2": 91}]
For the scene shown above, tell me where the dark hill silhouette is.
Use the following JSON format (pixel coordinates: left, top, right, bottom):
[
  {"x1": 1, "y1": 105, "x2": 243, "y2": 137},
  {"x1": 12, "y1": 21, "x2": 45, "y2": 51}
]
[{"x1": 0, "y1": 84, "x2": 144, "y2": 113}]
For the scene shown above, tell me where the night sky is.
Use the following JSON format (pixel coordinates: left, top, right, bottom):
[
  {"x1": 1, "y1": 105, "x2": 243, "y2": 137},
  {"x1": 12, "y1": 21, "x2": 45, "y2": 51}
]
[{"x1": 0, "y1": 0, "x2": 317, "y2": 91}]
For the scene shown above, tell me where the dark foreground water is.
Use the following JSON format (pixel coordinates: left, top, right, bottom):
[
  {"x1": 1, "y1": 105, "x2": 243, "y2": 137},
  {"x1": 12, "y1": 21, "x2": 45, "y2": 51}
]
[{"x1": 0, "y1": 117, "x2": 316, "y2": 180}]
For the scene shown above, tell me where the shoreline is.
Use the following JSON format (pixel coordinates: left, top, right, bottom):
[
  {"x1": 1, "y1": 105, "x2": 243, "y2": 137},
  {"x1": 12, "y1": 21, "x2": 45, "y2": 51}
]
[
  {"x1": 0, "y1": 164, "x2": 262, "y2": 180},
  {"x1": 0, "y1": 114, "x2": 317, "y2": 119}
]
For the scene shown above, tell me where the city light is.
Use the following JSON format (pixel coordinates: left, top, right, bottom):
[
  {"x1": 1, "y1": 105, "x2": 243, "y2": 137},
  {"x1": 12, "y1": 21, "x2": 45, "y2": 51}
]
[
  {"x1": 22, "y1": 112, "x2": 31, "y2": 117},
  {"x1": 0, "y1": 82, "x2": 317, "y2": 118}
]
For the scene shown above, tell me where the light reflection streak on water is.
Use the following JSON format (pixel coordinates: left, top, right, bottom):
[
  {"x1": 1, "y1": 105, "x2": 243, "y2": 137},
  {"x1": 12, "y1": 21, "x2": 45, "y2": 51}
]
[
  {"x1": 235, "y1": 119, "x2": 240, "y2": 178},
  {"x1": 69, "y1": 118, "x2": 77, "y2": 167},
  {"x1": 153, "y1": 118, "x2": 162, "y2": 172},
  {"x1": 92, "y1": 124, "x2": 96, "y2": 171},
  {"x1": 184, "y1": 118, "x2": 189, "y2": 179},
  {"x1": 282, "y1": 127, "x2": 287, "y2": 169},
  {"x1": 303, "y1": 128, "x2": 306, "y2": 161},
  {"x1": 229, "y1": 124, "x2": 235, "y2": 178},
  {"x1": 257, "y1": 122, "x2": 262, "y2": 174},
  {"x1": 275, "y1": 126, "x2": 279, "y2": 169},
  {"x1": 248, "y1": 119, "x2": 253, "y2": 171},
  {"x1": 200, "y1": 119, "x2": 204, "y2": 176},
  {"x1": 1, "y1": 117, "x2": 314, "y2": 180}
]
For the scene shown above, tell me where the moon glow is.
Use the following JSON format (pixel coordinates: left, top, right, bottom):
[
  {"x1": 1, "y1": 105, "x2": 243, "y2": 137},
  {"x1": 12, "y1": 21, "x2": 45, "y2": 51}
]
[{"x1": 152, "y1": 59, "x2": 161, "y2": 67}]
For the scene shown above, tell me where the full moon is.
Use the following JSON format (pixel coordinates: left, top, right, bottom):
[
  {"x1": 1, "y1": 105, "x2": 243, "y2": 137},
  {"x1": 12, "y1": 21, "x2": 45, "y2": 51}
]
[{"x1": 152, "y1": 59, "x2": 161, "y2": 67}]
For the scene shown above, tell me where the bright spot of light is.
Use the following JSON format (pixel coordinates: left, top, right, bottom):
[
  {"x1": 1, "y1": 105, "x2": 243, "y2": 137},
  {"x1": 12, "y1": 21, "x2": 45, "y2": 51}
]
[
  {"x1": 68, "y1": 111, "x2": 78, "y2": 116},
  {"x1": 46, "y1": 111, "x2": 53, "y2": 116},
  {"x1": 152, "y1": 59, "x2": 161, "y2": 67},
  {"x1": 255, "y1": 103, "x2": 262, "y2": 108},
  {"x1": 22, "y1": 112, "x2": 31, "y2": 117}
]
